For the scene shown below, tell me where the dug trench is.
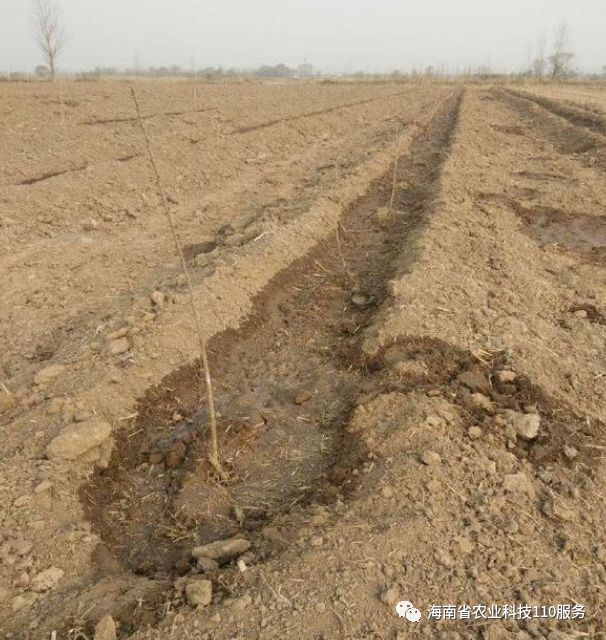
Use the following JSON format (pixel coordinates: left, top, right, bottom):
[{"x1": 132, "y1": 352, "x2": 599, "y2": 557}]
[
  {"x1": 495, "y1": 88, "x2": 606, "y2": 169},
  {"x1": 503, "y1": 88, "x2": 606, "y2": 138},
  {"x1": 63, "y1": 91, "x2": 461, "y2": 635}
]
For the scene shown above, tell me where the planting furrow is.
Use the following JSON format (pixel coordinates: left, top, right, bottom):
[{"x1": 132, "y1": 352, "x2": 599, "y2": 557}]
[
  {"x1": 81, "y1": 106, "x2": 217, "y2": 126},
  {"x1": 191, "y1": 89, "x2": 408, "y2": 142},
  {"x1": 497, "y1": 88, "x2": 606, "y2": 169},
  {"x1": 504, "y1": 88, "x2": 606, "y2": 137},
  {"x1": 12, "y1": 153, "x2": 143, "y2": 187},
  {"x1": 230, "y1": 91, "x2": 405, "y2": 135}
]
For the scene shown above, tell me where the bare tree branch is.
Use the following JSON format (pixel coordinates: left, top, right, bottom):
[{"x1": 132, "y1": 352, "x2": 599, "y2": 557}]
[
  {"x1": 31, "y1": 0, "x2": 66, "y2": 79},
  {"x1": 549, "y1": 22, "x2": 574, "y2": 79}
]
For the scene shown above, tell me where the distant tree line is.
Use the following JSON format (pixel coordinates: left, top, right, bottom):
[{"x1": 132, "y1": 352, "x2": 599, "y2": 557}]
[{"x1": 66, "y1": 63, "x2": 315, "y2": 81}]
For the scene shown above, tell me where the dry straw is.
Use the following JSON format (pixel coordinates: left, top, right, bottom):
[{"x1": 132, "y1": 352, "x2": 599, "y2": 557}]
[{"x1": 130, "y1": 85, "x2": 227, "y2": 482}]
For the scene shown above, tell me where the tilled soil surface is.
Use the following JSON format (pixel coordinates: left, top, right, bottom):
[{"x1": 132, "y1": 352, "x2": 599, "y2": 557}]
[
  {"x1": 511, "y1": 83, "x2": 606, "y2": 122},
  {"x1": 1, "y1": 81, "x2": 606, "y2": 640}
]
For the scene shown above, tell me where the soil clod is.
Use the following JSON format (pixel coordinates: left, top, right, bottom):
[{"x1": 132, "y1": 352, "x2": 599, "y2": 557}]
[
  {"x1": 192, "y1": 538, "x2": 251, "y2": 564},
  {"x1": 184, "y1": 579, "x2": 213, "y2": 607}
]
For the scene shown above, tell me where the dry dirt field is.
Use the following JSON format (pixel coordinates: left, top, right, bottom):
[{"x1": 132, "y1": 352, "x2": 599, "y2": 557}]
[
  {"x1": 515, "y1": 82, "x2": 606, "y2": 116},
  {"x1": 1, "y1": 79, "x2": 606, "y2": 640}
]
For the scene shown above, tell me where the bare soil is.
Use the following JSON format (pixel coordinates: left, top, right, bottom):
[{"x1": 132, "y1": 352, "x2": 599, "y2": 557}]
[{"x1": 1, "y1": 81, "x2": 606, "y2": 640}]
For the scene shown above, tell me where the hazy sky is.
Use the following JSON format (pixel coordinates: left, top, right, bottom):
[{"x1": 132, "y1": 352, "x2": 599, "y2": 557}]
[{"x1": 1, "y1": 0, "x2": 604, "y2": 73}]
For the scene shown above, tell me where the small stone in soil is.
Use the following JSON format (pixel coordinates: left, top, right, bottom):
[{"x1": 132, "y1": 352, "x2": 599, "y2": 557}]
[
  {"x1": 110, "y1": 337, "x2": 130, "y2": 355},
  {"x1": 420, "y1": 451, "x2": 441, "y2": 466},
  {"x1": 197, "y1": 557, "x2": 219, "y2": 572},
  {"x1": 495, "y1": 370, "x2": 517, "y2": 384},
  {"x1": 294, "y1": 390, "x2": 313, "y2": 405},
  {"x1": 230, "y1": 593, "x2": 253, "y2": 611},
  {"x1": 503, "y1": 472, "x2": 535, "y2": 497},
  {"x1": 94, "y1": 614, "x2": 117, "y2": 640},
  {"x1": 185, "y1": 579, "x2": 213, "y2": 607},
  {"x1": 563, "y1": 445, "x2": 578, "y2": 460},
  {"x1": 47, "y1": 397, "x2": 65, "y2": 415},
  {"x1": 194, "y1": 253, "x2": 211, "y2": 267},
  {"x1": 192, "y1": 538, "x2": 251, "y2": 563},
  {"x1": 468, "y1": 393, "x2": 494, "y2": 413},
  {"x1": 107, "y1": 327, "x2": 129, "y2": 341},
  {"x1": 457, "y1": 369, "x2": 491, "y2": 394},
  {"x1": 380, "y1": 587, "x2": 399, "y2": 606},
  {"x1": 0, "y1": 392, "x2": 13, "y2": 414},
  {"x1": 31, "y1": 567, "x2": 64, "y2": 592},
  {"x1": 46, "y1": 418, "x2": 112, "y2": 460},
  {"x1": 13, "y1": 540, "x2": 32, "y2": 556},
  {"x1": 350, "y1": 292, "x2": 375, "y2": 308},
  {"x1": 34, "y1": 364, "x2": 67, "y2": 386},
  {"x1": 504, "y1": 410, "x2": 540, "y2": 440},
  {"x1": 467, "y1": 426, "x2": 482, "y2": 440},
  {"x1": 150, "y1": 290, "x2": 165, "y2": 308},
  {"x1": 12, "y1": 593, "x2": 37, "y2": 612},
  {"x1": 434, "y1": 549, "x2": 454, "y2": 568},
  {"x1": 541, "y1": 493, "x2": 575, "y2": 521}
]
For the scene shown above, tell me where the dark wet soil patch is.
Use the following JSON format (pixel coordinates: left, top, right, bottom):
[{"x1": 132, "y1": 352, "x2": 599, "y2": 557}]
[
  {"x1": 365, "y1": 336, "x2": 606, "y2": 469},
  {"x1": 513, "y1": 203, "x2": 606, "y2": 265},
  {"x1": 568, "y1": 303, "x2": 606, "y2": 326},
  {"x1": 477, "y1": 193, "x2": 606, "y2": 265}
]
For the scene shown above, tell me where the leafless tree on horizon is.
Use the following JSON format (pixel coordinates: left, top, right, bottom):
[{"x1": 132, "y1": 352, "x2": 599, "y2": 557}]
[
  {"x1": 549, "y1": 22, "x2": 574, "y2": 78},
  {"x1": 31, "y1": 0, "x2": 66, "y2": 79}
]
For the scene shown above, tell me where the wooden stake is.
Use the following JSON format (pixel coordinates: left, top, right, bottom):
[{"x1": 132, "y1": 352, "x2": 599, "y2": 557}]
[
  {"x1": 389, "y1": 123, "x2": 401, "y2": 212},
  {"x1": 130, "y1": 85, "x2": 227, "y2": 482}
]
